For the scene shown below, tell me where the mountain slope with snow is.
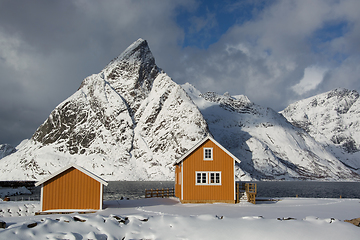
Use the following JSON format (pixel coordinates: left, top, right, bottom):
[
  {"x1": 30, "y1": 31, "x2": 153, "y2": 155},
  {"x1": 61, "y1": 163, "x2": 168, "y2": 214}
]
[
  {"x1": 0, "y1": 39, "x2": 358, "y2": 181},
  {"x1": 183, "y1": 84, "x2": 359, "y2": 181},
  {"x1": 0, "y1": 39, "x2": 209, "y2": 180},
  {"x1": 0, "y1": 144, "x2": 16, "y2": 160},
  {"x1": 281, "y1": 88, "x2": 360, "y2": 174}
]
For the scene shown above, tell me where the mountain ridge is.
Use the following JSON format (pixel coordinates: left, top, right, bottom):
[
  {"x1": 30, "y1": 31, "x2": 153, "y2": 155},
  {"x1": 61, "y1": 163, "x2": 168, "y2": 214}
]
[
  {"x1": 183, "y1": 83, "x2": 358, "y2": 181},
  {"x1": 281, "y1": 88, "x2": 360, "y2": 174},
  {"x1": 0, "y1": 39, "x2": 359, "y2": 181}
]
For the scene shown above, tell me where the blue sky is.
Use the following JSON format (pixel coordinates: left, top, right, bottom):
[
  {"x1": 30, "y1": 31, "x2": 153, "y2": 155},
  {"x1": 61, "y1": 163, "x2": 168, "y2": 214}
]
[
  {"x1": 1, "y1": 0, "x2": 360, "y2": 146},
  {"x1": 177, "y1": 0, "x2": 270, "y2": 49}
]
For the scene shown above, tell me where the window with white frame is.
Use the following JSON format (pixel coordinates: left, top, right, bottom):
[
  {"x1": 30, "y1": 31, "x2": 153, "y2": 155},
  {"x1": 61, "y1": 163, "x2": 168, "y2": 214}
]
[
  {"x1": 203, "y1": 148, "x2": 213, "y2": 160},
  {"x1": 196, "y1": 171, "x2": 221, "y2": 185},
  {"x1": 196, "y1": 172, "x2": 207, "y2": 184}
]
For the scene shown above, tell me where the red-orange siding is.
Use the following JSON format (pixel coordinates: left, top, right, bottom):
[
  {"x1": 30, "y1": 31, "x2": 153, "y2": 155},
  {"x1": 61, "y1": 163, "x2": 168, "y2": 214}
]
[
  {"x1": 175, "y1": 165, "x2": 181, "y2": 198},
  {"x1": 42, "y1": 167, "x2": 101, "y2": 211},
  {"x1": 177, "y1": 139, "x2": 235, "y2": 203}
]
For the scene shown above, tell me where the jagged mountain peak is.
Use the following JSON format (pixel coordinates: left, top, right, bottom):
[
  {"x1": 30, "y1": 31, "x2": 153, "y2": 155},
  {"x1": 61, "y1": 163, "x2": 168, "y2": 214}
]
[
  {"x1": 107, "y1": 38, "x2": 155, "y2": 67},
  {"x1": 0, "y1": 39, "x2": 209, "y2": 181},
  {"x1": 100, "y1": 39, "x2": 162, "y2": 114}
]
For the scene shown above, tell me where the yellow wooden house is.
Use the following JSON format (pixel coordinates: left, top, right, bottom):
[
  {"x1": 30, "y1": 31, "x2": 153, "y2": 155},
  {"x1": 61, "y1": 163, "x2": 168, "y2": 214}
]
[{"x1": 174, "y1": 136, "x2": 241, "y2": 203}]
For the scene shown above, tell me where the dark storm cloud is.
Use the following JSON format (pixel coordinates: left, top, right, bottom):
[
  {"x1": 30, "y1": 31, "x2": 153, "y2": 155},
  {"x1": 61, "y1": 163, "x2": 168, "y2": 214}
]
[{"x1": 0, "y1": 0, "x2": 193, "y2": 146}]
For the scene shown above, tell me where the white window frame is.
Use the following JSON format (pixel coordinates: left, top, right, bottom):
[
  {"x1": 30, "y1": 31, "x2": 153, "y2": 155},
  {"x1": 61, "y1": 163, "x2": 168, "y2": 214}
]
[
  {"x1": 195, "y1": 171, "x2": 208, "y2": 185},
  {"x1": 195, "y1": 171, "x2": 221, "y2": 185},
  {"x1": 203, "y1": 148, "x2": 213, "y2": 160},
  {"x1": 209, "y1": 172, "x2": 221, "y2": 184}
]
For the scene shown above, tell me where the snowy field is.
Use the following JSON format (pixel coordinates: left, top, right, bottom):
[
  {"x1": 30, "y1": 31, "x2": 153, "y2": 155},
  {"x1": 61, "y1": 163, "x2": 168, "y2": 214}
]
[{"x1": 1, "y1": 197, "x2": 360, "y2": 239}]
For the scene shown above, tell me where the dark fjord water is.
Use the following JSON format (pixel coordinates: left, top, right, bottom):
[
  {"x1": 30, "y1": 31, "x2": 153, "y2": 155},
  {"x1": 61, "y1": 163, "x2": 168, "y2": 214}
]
[
  {"x1": 103, "y1": 181, "x2": 360, "y2": 200},
  {"x1": 254, "y1": 181, "x2": 360, "y2": 199},
  {"x1": 10, "y1": 181, "x2": 360, "y2": 201}
]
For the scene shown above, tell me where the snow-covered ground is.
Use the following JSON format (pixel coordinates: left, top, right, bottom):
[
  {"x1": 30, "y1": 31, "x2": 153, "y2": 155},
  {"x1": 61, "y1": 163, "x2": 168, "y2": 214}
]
[{"x1": 1, "y1": 197, "x2": 359, "y2": 239}]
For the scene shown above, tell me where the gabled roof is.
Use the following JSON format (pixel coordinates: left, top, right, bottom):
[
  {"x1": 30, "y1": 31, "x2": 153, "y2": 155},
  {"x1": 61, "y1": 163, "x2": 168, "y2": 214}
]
[
  {"x1": 35, "y1": 164, "x2": 108, "y2": 187},
  {"x1": 173, "y1": 136, "x2": 241, "y2": 165}
]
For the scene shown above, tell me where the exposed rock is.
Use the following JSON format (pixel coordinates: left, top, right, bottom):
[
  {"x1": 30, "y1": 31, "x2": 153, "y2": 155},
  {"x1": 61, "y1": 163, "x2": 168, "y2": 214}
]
[
  {"x1": 27, "y1": 222, "x2": 37, "y2": 228},
  {"x1": 73, "y1": 216, "x2": 86, "y2": 222},
  {"x1": 112, "y1": 215, "x2": 129, "y2": 224},
  {"x1": 0, "y1": 220, "x2": 6, "y2": 229}
]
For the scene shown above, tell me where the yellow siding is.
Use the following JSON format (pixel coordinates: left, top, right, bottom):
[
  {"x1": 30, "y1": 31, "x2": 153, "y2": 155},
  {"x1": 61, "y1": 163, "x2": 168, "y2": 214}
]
[
  {"x1": 181, "y1": 139, "x2": 235, "y2": 203},
  {"x1": 42, "y1": 167, "x2": 101, "y2": 211}
]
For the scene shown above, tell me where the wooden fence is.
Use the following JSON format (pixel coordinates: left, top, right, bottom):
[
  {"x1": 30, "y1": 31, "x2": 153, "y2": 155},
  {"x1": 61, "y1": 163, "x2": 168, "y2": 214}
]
[{"x1": 145, "y1": 188, "x2": 175, "y2": 198}]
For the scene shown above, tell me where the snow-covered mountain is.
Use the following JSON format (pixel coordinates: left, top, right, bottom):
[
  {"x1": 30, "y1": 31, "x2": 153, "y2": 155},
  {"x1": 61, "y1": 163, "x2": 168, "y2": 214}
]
[
  {"x1": 0, "y1": 39, "x2": 209, "y2": 180},
  {"x1": 0, "y1": 39, "x2": 358, "y2": 181},
  {"x1": 183, "y1": 84, "x2": 358, "y2": 181},
  {"x1": 0, "y1": 144, "x2": 16, "y2": 159},
  {"x1": 281, "y1": 88, "x2": 360, "y2": 175}
]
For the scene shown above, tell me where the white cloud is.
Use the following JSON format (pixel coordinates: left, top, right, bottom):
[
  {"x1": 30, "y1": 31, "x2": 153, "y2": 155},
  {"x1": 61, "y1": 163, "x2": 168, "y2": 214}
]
[
  {"x1": 291, "y1": 66, "x2": 328, "y2": 95},
  {"x1": 174, "y1": 0, "x2": 360, "y2": 111}
]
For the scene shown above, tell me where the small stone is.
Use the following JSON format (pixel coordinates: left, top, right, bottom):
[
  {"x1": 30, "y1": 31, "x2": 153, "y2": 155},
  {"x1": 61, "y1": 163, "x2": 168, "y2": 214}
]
[
  {"x1": 27, "y1": 222, "x2": 37, "y2": 228},
  {"x1": 0, "y1": 220, "x2": 6, "y2": 229},
  {"x1": 277, "y1": 217, "x2": 296, "y2": 221},
  {"x1": 113, "y1": 215, "x2": 129, "y2": 224},
  {"x1": 73, "y1": 216, "x2": 86, "y2": 222}
]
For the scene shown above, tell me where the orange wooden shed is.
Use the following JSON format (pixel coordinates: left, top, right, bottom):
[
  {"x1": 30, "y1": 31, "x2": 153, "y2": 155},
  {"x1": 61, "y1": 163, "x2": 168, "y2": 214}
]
[
  {"x1": 35, "y1": 164, "x2": 108, "y2": 213},
  {"x1": 174, "y1": 136, "x2": 241, "y2": 203}
]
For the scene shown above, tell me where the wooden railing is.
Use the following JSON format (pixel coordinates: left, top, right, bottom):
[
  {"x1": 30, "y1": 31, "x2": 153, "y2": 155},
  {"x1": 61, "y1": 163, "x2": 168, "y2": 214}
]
[
  {"x1": 145, "y1": 188, "x2": 175, "y2": 198},
  {"x1": 236, "y1": 182, "x2": 257, "y2": 204},
  {"x1": 245, "y1": 183, "x2": 257, "y2": 193},
  {"x1": 245, "y1": 183, "x2": 257, "y2": 204}
]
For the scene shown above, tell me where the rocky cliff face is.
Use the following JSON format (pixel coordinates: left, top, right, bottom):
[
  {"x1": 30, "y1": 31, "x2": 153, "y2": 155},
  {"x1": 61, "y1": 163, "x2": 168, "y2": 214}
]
[
  {"x1": 183, "y1": 84, "x2": 359, "y2": 181},
  {"x1": 281, "y1": 88, "x2": 360, "y2": 174},
  {"x1": 0, "y1": 39, "x2": 209, "y2": 180}
]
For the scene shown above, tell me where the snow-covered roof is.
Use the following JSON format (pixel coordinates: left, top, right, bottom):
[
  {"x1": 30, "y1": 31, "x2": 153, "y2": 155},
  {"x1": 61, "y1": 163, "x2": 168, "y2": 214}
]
[
  {"x1": 173, "y1": 136, "x2": 241, "y2": 165},
  {"x1": 35, "y1": 164, "x2": 108, "y2": 187}
]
